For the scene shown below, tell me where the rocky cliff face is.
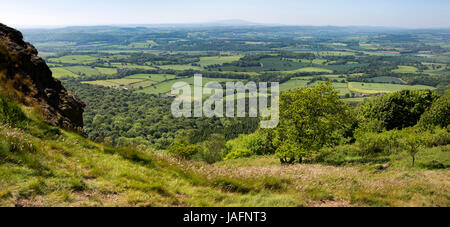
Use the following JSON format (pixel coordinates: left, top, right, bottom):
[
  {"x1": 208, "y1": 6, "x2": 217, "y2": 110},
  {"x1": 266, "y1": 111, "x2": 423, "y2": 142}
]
[{"x1": 0, "y1": 23, "x2": 85, "y2": 133}]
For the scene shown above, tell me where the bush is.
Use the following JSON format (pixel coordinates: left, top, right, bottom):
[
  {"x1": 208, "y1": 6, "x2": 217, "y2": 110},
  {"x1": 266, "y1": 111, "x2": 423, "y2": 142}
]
[
  {"x1": 198, "y1": 134, "x2": 226, "y2": 164},
  {"x1": 419, "y1": 90, "x2": 450, "y2": 129},
  {"x1": 422, "y1": 127, "x2": 450, "y2": 147},
  {"x1": 358, "y1": 90, "x2": 439, "y2": 130},
  {"x1": 221, "y1": 129, "x2": 276, "y2": 161},
  {"x1": 168, "y1": 136, "x2": 201, "y2": 159},
  {"x1": 356, "y1": 129, "x2": 401, "y2": 155},
  {"x1": 224, "y1": 149, "x2": 254, "y2": 160}
]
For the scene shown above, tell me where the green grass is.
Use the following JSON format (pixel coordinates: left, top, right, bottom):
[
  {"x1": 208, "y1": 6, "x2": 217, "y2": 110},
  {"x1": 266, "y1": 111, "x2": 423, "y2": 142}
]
[
  {"x1": 158, "y1": 64, "x2": 202, "y2": 70},
  {"x1": 125, "y1": 74, "x2": 178, "y2": 82},
  {"x1": 48, "y1": 55, "x2": 98, "y2": 64},
  {"x1": 127, "y1": 40, "x2": 159, "y2": 49},
  {"x1": 0, "y1": 97, "x2": 448, "y2": 207},
  {"x1": 392, "y1": 66, "x2": 418, "y2": 73},
  {"x1": 280, "y1": 79, "x2": 350, "y2": 94},
  {"x1": 280, "y1": 79, "x2": 309, "y2": 91},
  {"x1": 198, "y1": 56, "x2": 242, "y2": 67},
  {"x1": 50, "y1": 67, "x2": 79, "y2": 78},
  {"x1": 109, "y1": 63, "x2": 156, "y2": 70},
  {"x1": 215, "y1": 57, "x2": 310, "y2": 72},
  {"x1": 368, "y1": 76, "x2": 406, "y2": 84},
  {"x1": 82, "y1": 74, "x2": 182, "y2": 90},
  {"x1": 65, "y1": 66, "x2": 102, "y2": 77},
  {"x1": 320, "y1": 82, "x2": 351, "y2": 95},
  {"x1": 137, "y1": 77, "x2": 236, "y2": 95},
  {"x1": 348, "y1": 82, "x2": 435, "y2": 94},
  {"x1": 390, "y1": 145, "x2": 450, "y2": 169},
  {"x1": 95, "y1": 67, "x2": 117, "y2": 75},
  {"x1": 82, "y1": 79, "x2": 146, "y2": 88},
  {"x1": 51, "y1": 66, "x2": 117, "y2": 78},
  {"x1": 293, "y1": 74, "x2": 343, "y2": 80},
  {"x1": 282, "y1": 67, "x2": 333, "y2": 74}
]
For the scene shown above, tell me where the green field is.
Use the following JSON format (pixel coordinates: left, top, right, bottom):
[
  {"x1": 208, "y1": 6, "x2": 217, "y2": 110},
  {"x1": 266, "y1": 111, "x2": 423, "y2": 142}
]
[
  {"x1": 137, "y1": 77, "x2": 236, "y2": 95},
  {"x1": 48, "y1": 55, "x2": 99, "y2": 64},
  {"x1": 392, "y1": 66, "x2": 418, "y2": 73},
  {"x1": 319, "y1": 82, "x2": 351, "y2": 95},
  {"x1": 348, "y1": 82, "x2": 435, "y2": 94},
  {"x1": 50, "y1": 67, "x2": 79, "y2": 78},
  {"x1": 158, "y1": 64, "x2": 203, "y2": 70},
  {"x1": 215, "y1": 57, "x2": 310, "y2": 72},
  {"x1": 82, "y1": 78, "x2": 146, "y2": 88},
  {"x1": 280, "y1": 79, "x2": 309, "y2": 91},
  {"x1": 125, "y1": 74, "x2": 178, "y2": 82},
  {"x1": 65, "y1": 66, "x2": 102, "y2": 77},
  {"x1": 198, "y1": 55, "x2": 242, "y2": 67},
  {"x1": 293, "y1": 74, "x2": 344, "y2": 80},
  {"x1": 368, "y1": 76, "x2": 406, "y2": 84},
  {"x1": 109, "y1": 63, "x2": 156, "y2": 70},
  {"x1": 95, "y1": 67, "x2": 117, "y2": 75},
  {"x1": 282, "y1": 67, "x2": 333, "y2": 74},
  {"x1": 51, "y1": 66, "x2": 116, "y2": 78}
]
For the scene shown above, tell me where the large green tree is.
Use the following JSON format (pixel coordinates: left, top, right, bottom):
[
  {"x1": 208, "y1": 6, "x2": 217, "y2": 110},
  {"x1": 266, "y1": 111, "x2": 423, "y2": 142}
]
[
  {"x1": 419, "y1": 90, "x2": 450, "y2": 129},
  {"x1": 273, "y1": 81, "x2": 352, "y2": 164},
  {"x1": 358, "y1": 90, "x2": 439, "y2": 131}
]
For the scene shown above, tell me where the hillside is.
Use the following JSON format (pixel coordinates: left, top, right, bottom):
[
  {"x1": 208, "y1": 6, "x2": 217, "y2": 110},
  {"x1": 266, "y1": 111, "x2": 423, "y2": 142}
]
[
  {"x1": 0, "y1": 23, "x2": 84, "y2": 133},
  {"x1": 0, "y1": 101, "x2": 448, "y2": 207}
]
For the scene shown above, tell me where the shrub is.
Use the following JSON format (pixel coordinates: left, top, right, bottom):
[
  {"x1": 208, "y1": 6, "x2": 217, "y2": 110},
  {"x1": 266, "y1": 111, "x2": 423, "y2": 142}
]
[
  {"x1": 356, "y1": 129, "x2": 401, "y2": 155},
  {"x1": 422, "y1": 127, "x2": 450, "y2": 147},
  {"x1": 198, "y1": 134, "x2": 226, "y2": 164},
  {"x1": 358, "y1": 90, "x2": 439, "y2": 130},
  {"x1": 419, "y1": 90, "x2": 450, "y2": 129},
  {"x1": 224, "y1": 149, "x2": 254, "y2": 160},
  {"x1": 168, "y1": 136, "x2": 201, "y2": 159},
  {"x1": 221, "y1": 129, "x2": 276, "y2": 161}
]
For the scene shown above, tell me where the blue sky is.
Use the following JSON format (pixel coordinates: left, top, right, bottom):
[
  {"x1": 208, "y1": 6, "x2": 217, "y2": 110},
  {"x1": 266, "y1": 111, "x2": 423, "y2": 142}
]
[{"x1": 1, "y1": 0, "x2": 450, "y2": 28}]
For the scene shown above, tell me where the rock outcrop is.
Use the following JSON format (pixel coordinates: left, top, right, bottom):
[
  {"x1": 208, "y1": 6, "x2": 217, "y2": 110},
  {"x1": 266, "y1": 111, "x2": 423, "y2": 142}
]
[{"x1": 0, "y1": 23, "x2": 85, "y2": 133}]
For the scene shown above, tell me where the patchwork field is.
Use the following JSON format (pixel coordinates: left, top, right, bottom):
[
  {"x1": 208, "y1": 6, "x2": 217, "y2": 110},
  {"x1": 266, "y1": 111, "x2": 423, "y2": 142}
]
[
  {"x1": 392, "y1": 66, "x2": 418, "y2": 73},
  {"x1": 125, "y1": 74, "x2": 178, "y2": 82},
  {"x1": 280, "y1": 79, "x2": 309, "y2": 91},
  {"x1": 348, "y1": 82, "x2": 435, "y2": 94},
  {"x1": 282, "y1": 67, "x2": 333, "y2": 74},
  {"x1": 109, "y1": 63, "x2": 156, "y2": 70},
  {"x1": 50, "y1": 66, "x2": 117, "y2": 78},
  {"x1": 48, "y1": 55, "x2": 99, "y2": 64},
  {"x1": 368, "y1": 76, "x2": 406, "y2": 84},
  {"x1": 137, "y1": 77, "x2": 237, "y2": 95},
  {"x1": 82, "y1": 78, "x2": 146, "y2": 88},
  {"x1": 50, "y1": 67, "x2": 79, "y2": 78},
  {"x1": 198, "y1": 56, "x2": 242, "y2": 67},
  {"x1": 158, "y1": 64, "x2": 203, "y2": 70}
]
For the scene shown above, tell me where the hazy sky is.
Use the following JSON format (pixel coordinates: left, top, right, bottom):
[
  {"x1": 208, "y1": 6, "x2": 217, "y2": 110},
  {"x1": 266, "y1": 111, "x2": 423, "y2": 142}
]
[{"x1": 2, "y1": 0, "x2": 450, "y2": 28}]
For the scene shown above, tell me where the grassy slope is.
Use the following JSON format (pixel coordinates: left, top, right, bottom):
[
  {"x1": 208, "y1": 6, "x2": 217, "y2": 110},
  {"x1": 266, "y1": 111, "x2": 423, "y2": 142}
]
[{"x1": 0, "y1": 99, "x2": 449, "y2": 207}]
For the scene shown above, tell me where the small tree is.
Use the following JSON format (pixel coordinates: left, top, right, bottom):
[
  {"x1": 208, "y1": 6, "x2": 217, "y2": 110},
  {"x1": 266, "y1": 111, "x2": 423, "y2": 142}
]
[
  {"x1": 200, "y1": 134, "x2": 226, "y2": 164},
  {"x1": 273, "y1": 81, "x2": 352, "y2": 164},
  {"x1": 401, "y1": 134, "x2": 424, "y2": 167}
]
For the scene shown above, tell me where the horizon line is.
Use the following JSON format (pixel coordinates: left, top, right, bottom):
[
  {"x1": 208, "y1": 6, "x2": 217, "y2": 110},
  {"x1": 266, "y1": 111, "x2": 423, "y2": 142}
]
[{"x1": 9, "y1": 21, "x2": 450, "y2": 30}]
